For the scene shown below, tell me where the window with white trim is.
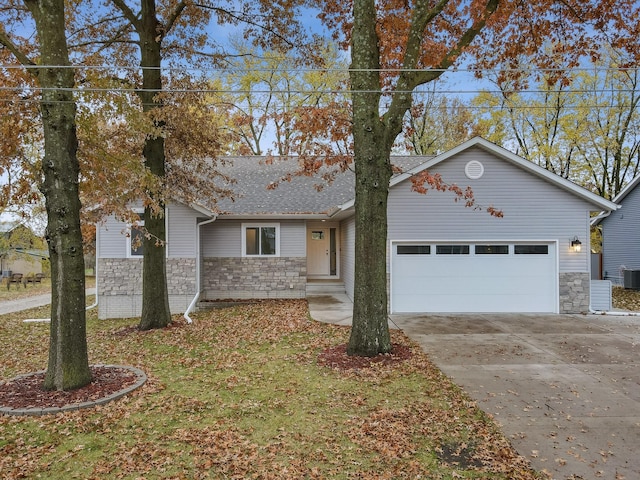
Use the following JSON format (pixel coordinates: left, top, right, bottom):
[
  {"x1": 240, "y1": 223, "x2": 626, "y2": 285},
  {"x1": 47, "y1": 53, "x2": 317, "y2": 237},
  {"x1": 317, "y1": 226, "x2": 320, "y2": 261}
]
[
  {"x1": 242, "y1": 223, "x2": 280, "y2": 257},
  {"x1": 436, "y1": 244, "x2": 469, "y2": 255},
  {"x1": 127, "y1": 211, "x2": 145, "y2": 257}
]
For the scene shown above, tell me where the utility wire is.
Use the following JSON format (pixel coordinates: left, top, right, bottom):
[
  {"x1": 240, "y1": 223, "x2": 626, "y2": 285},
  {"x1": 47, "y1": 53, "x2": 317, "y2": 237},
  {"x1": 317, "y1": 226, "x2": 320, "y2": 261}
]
[
  {"x1": 0, "y1": 86, "x2": 638, "y2": 95},
  {"x1": 0, "y1": 98, "x2": 636, "y2": 111},
  {"x1": 1, "y1": 64, "x2": 638, "y2": 74}
]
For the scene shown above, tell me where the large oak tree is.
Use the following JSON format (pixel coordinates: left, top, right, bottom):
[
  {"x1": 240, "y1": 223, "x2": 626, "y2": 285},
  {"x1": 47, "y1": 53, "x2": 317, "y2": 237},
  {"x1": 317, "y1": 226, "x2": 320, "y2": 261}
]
[
  {"x1": 317, "y1": 0, "x2": 640, "y2": 356},
  {"x1": 0, "y1": 0, "x2": 91, "y2": 390},
  {"x1": 72, "y1": 0, "x2": 314, "y2": 329}
]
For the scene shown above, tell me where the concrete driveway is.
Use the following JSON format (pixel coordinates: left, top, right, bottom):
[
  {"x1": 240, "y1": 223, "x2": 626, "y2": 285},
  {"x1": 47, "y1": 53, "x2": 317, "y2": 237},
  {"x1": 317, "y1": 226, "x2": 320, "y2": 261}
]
[
  {"x1": 390, "y1": 312, "x2": 640, "y2": 480},
  {"x1": 307, "y1": 294, "x2": 640, "y2": 479}
]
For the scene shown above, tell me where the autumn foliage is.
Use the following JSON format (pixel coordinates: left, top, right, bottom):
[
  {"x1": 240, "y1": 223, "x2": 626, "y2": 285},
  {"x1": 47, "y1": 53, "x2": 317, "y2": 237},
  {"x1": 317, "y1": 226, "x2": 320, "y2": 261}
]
[{"x1": 411, "y1": 170, "x2": 503, "y2": 217}]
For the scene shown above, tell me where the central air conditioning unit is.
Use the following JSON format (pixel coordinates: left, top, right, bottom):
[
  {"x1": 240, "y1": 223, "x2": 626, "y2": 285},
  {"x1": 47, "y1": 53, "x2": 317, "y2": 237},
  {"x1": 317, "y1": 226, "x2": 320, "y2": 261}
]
[{"x1": 623, "y1": 269, "x2": 640, "y2": 290}]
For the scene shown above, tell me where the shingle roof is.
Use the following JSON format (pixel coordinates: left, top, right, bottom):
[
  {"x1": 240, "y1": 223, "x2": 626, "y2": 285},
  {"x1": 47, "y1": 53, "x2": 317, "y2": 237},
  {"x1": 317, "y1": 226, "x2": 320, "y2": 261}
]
[
  {"x1": 0, "y1": 221, "x2": 22, "y2": 234},
  {"x1": 201, "y1": 156, "x2": 430, "y2": 217}
]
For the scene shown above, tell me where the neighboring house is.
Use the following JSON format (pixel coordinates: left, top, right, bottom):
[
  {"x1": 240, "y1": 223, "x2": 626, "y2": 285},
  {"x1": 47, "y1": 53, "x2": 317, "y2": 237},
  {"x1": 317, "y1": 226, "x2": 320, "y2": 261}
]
[
  {"x1": 0, "y1": 222, "x2": 47, "y2": 277},
  {"x1": 592, "y1": 174, "x2": 640, "y2": 286},
  {"x1": 96, "y1": 137, "x2": 618, "y2": 319}
]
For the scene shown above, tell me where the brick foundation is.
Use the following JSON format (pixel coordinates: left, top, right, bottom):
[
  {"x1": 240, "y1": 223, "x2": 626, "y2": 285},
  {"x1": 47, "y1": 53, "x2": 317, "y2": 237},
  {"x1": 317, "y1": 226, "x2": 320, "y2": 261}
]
[
  {"x1": 202, "y1": 257, "x2": 306, "y2": 300},
  {"x1": 98, "y1": 258, "x2": 196, "y2": 319},
  {"x1": 559, "y1": 272, "x2": 590, "y2": 313}
]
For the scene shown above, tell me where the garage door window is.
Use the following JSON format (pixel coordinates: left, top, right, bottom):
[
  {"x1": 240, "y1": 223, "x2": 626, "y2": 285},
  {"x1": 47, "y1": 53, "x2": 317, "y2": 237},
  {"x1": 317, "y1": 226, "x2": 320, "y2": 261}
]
[
  {"x1": 475, "y1": 245, "x2": 509, "y2": 255},
  {"x1": 436, "y1": 245, "x2": 469, "y2": 255},
  {"x1": 397, "y1": 245, "x2": 430, "y2": 255},
  {"x1": 514, "y1": 245, "x2": 548, "y2": 255}
]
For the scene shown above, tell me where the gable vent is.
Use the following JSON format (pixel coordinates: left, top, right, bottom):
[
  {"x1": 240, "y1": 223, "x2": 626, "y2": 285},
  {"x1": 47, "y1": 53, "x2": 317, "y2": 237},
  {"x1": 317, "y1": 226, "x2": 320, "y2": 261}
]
[{"x1": 465, "y1": 160, "x2": 484, "y2": 180}]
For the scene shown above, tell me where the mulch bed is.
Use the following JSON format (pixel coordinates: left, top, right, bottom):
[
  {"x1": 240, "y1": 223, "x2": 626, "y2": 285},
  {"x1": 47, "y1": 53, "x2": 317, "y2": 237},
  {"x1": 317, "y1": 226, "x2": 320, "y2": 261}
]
[
  {"x1": 0, "y1": 366, "x2": 139, "y2": 410},
  {"x1": 317, "y1": 343, "x2": 412, "y2": 370}
]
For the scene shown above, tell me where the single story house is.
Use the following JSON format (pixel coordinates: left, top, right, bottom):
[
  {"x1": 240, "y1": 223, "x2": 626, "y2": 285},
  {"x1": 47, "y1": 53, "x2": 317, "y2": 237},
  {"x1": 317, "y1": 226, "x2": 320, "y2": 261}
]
[
  {"x1": 592, "y1": 173, "x2": 640, "y2": 286},
  {"x1": 0, "y1": 221, "x2": 46, "y2": 278},
  {"x1": 96, "y1": 137, "x2": 618, "y2": 319}
]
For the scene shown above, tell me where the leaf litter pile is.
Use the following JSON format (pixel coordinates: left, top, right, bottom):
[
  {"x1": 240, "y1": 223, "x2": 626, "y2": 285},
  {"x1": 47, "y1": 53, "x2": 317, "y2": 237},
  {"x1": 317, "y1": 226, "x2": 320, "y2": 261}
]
[
  {"x1": 612, "y1": 286, "x2": 640, "y2": 311},
  {"x1": 0, "y1": 300, "x2": 545, "y2": 479}
]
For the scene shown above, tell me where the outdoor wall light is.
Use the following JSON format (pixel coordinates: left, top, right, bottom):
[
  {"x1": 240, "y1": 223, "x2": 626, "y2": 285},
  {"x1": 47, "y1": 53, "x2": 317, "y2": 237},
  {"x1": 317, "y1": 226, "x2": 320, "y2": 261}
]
[{"x1": 570, "y1": 236, "x2": 582, "y2": 252}]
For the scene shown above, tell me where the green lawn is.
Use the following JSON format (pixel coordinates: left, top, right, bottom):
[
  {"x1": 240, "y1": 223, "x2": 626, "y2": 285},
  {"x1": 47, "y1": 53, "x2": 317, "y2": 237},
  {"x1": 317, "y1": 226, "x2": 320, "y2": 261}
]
[{"x1": 0, "y1": 300, "x2": 544, "y2": 479}]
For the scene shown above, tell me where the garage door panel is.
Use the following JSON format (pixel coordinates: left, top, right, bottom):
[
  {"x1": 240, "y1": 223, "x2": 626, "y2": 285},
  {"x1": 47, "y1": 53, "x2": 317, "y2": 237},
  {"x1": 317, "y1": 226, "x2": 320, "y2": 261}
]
[
  {"x1": 391, "y1": 242, "x2": 557, "y2": 313},
  {"x1": 393, "y1": 292, "x2": 550, "y2": 312},
  {"x1": 394, "y1": 275, "x2": 544, "y2": 295}
]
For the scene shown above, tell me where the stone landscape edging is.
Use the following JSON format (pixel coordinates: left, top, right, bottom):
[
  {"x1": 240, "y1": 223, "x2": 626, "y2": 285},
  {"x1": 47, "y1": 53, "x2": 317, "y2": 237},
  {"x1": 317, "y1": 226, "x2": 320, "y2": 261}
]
[{"x1": 0, "y1": 364, "x2": 147, "y2": 417}]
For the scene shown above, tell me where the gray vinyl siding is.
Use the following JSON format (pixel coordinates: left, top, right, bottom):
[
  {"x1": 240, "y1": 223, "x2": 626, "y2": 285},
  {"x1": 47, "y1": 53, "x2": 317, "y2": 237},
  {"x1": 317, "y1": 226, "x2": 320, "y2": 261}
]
[
  {"x1": 590, "y1": 280, "x2": 612, "y2": 311},
  {"x1": 98, "y1": 215, "x2": 127, "y2": 258},
  {"x1": 601, "y1": 184, "x2": 640, "y2": 284},
  {"x1": 167, "y1": 203, "x2": 199, "y2": 258},
  {"x1": 98, "y1": 202, "x2": 202, "y2": 259},
  {"x1": 340, "y1": 216, "x2": 356, "y2": 300},
  {"x1": 201, "y1": 220, "x2": 241, "y2": 257},
  {"x1": 201, "y1": 219, "x2": 306, "y2": 257},
  {"x1": 280, "y1": 221, "x2": 306, "y2": 257},
  {"x1": 387, "y1": 147, "x2": 595, "y2": 273}
]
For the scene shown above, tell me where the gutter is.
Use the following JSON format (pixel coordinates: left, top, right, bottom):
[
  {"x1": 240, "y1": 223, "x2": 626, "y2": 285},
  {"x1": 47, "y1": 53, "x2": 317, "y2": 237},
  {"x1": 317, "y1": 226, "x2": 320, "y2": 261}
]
[
  {"x1": 183, "y1": 215, "x2": 218, "y2": 324},
  {"x1": 590, "y1": 210, "x2": 611, "y2": 227},
  {"x1": 589, "y1": 307, "x2": 640, "y2": 316},
  {"x1": 86, "y1": 224, "x2": 99, "y2": 311}
]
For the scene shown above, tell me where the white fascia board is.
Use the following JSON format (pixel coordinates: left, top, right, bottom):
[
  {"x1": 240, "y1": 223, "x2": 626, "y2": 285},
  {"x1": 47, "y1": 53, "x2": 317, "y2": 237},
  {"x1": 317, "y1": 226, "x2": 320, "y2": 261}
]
[
  {"x1": 217, "y1": 213, "x2": 332, "y2": 220},
  {"x1": 610, "y1": 173, "x2": 640, "y2": 204}
]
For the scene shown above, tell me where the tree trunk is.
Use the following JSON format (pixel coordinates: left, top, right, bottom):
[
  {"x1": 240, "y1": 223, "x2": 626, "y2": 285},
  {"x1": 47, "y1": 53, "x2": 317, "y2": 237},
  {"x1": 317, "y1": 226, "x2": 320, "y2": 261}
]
[
  {"x1": 25, "y1": 0, "x2": 92, "y2": 390},
  {"x1": 347, "y1": 0, "x2": 393, "y2": 356},
  {"x1": 137, "y1": 0, "x2": 171, "y2": 330}
]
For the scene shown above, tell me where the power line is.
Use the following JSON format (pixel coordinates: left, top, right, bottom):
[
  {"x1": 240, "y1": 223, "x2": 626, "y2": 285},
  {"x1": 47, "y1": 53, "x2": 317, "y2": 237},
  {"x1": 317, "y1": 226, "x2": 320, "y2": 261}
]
[
  {"x1": 0, "y1": 97, "x2": 637, "y2": 112},
  {"x1": 1, "y1": 64, "x2": 638, "y2": 74},
  {"x1": 0, "y1": 85, "x2": 638, "y2": 96}
]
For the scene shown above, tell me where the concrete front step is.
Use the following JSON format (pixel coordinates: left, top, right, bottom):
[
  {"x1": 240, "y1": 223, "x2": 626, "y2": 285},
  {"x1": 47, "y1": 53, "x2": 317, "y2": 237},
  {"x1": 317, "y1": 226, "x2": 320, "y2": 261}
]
[{"x1": 306, "y1": 282, "x2": 346, "y2": 295}]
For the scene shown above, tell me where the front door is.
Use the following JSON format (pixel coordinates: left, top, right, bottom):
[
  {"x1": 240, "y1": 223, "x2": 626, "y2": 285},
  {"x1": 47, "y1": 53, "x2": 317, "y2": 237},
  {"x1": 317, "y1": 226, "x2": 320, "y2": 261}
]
[{"x1": 307, "y1": 228, "x2": 330, "y2": 275}]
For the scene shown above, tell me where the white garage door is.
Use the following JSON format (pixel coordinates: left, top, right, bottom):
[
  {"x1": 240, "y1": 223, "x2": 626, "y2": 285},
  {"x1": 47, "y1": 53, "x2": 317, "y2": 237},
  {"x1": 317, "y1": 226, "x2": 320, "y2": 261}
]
[{"x1": 391, "y1": 242, "x2": 557, "y2": 313}]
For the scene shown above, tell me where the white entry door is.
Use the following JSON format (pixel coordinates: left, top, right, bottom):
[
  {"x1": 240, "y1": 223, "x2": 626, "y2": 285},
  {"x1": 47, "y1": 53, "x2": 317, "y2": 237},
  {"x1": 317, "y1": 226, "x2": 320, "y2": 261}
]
[{"x1": 307, "y1": 228, "x2": 330, "y2": 275}]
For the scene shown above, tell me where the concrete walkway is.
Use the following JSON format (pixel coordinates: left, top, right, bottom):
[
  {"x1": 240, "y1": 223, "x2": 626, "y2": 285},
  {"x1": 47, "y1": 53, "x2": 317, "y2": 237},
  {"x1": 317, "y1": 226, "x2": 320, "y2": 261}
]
[
  {"x1": 307, "y1": 293, "x2": 640, "y2": 480},
  {"x1": 0, "y1": 288, "x2": 97, "y2": 316}
]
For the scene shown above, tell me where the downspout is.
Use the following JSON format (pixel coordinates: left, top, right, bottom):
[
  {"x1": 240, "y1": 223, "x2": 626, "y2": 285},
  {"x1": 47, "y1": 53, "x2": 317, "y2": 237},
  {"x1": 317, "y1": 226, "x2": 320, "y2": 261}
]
[
  {"x1": 589, "y1": 308, "x2": 640, "y2": 316},
  {"x1": 86, "y1": 223, "x2": 99, "y2": 311},
  {"x1": 183, "y1": 215, "x2": 217, "y2": 324},
  {"x1": 585, "y1": 225, "x2": 640, "y2": 315}
]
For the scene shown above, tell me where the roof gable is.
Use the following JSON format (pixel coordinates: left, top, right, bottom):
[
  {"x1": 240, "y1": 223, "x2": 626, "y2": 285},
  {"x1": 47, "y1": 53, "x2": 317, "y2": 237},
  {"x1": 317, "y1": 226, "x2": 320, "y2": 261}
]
[
  {"x1": 192, "y1": 138, "x2": 617, "y2": 218},
  {"x1": 592, "y1": 173, "x2": 640, "y2": 226},
  {"x1": 389, "y1": 137, "x2": 618, "y2": 212},
  {"x1": 610, "y1": 173, "x2": 640, "y2": 205}
]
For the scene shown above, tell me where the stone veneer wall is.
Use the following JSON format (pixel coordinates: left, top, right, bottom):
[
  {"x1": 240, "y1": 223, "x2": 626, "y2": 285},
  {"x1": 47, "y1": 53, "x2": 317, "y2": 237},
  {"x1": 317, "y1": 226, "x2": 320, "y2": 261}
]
[
  {"x1": 202, "y1": 257, "x2": 306, "y2": 300},
  {"x1": 559, "y1": 272, "x2": 590, "y2": 313},
  {"x1": 98, "y1": 258, "x2": 196, "y2": 319}
]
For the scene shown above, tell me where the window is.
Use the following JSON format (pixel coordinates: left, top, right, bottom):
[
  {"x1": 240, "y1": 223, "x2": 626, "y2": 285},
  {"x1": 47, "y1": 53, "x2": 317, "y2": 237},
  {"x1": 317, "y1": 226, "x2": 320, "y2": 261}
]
[
  {"x1": 127, "y1": 212, "x2": 145, "y2": 257},
  {"x1": 514, "y1": 245, "x2": 548, "y2": 255},
  {"x1": 397, "y1": 245, "x2": 431, "y2": 255},
  {"x1": 242, "y1": 224, "x2": 279, "y2": 256},
  {"x1": 436, "y1": 245, "x2": 469, "y2": 255},
  {"x1": 475, "y1": 245, "x2": 509, "y2": 255},
  {"x1": 311, "y1": 230, "x2": 325, "y2": 240}
]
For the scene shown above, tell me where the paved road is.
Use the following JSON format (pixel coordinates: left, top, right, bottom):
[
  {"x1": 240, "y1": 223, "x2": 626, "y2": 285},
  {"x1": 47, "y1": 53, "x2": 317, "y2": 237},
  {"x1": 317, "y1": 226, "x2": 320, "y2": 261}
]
[
  {"x1": 0, "y1": 288, "x2": 97, "y2": 316},
  {"x1": 307, "y1": 294, "x2": 640, "y2": 480}
]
